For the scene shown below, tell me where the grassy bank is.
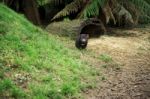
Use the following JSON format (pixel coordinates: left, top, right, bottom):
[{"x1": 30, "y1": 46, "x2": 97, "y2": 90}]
[{"x1": 0, "y1": 4, "x2": 99, "y2": 99}]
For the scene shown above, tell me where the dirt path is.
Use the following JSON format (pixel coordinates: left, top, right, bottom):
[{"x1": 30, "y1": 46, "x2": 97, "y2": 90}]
[
  {"x1": 83, "y1": 27, "x2": 150, "y2": 99},
  {"x1": 47, "y1": 22, "x2": 150, "y2": 98}
]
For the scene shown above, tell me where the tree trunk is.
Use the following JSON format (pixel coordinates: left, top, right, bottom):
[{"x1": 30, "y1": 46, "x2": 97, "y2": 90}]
[{"x1": 23, "y1": 0, "x2": 41, "y2": 25}]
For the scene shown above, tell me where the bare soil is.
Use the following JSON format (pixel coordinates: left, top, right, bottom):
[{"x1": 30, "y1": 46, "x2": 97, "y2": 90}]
[
  {"x1": 83, "y1": 27, "x2": 150, "y2": 99},
  {"x1": 46, "y1": 21, "x2": 150, "y2": 99}
]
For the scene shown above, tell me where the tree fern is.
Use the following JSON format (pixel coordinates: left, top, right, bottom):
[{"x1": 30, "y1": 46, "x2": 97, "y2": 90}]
[{"x1": 51, "y1": 0, "x2": 150, "y2": 24}]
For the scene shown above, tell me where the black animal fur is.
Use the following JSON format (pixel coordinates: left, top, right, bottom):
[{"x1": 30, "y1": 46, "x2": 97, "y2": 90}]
[{"x1": 75, "y1": 34, "x2": 89, "y2": 49}]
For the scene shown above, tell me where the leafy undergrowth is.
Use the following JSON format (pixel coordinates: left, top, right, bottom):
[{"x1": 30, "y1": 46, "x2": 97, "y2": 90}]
[{"x1": 0, "y1": 4, "x2": 100, "y2": 99}]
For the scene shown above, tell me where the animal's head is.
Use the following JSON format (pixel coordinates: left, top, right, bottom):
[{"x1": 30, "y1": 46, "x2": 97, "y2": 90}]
[{"x1": 80, "y1": 34, "x2": 89, "y2": 43}]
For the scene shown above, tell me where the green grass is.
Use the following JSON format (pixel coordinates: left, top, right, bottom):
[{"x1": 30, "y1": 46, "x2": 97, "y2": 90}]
[
  {"x1": 0, "y1": 4, "x2": 98, "y2": 99},
  {"x1": 0, "y1": 79, "x2": 26, "y2": 98},
  {"x1": 99, "y1": 54, "x2": 113, "y2": 63}
]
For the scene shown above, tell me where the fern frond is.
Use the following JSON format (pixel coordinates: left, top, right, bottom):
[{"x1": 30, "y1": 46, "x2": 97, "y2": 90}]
[
  {"x1": 51, "y1": 0, "x2": 150, "y2": 24},
  {"x1": 102, "y1": 1, "x2": 116, "y2": 24},
  {"x1": 49, "y1": 0, "x2": 64, "y2": 5},
  {"x1": 127, "y1": 0, "x2": 150, "y2": 23},
  {"x1": 129, "y1": 0, "x2": 150, "y2": 16},
  {"x1": 52, "y1": 0, "x2": 83, "y2": 20},
  {"x1": 82, "y1": 0, "x2": 106, "y2": 18}
]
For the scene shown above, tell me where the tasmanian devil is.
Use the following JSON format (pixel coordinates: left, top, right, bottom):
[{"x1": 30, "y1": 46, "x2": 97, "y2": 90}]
[{"x1": 75, "y1": 34, "x2": 89, "y2": 49}]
